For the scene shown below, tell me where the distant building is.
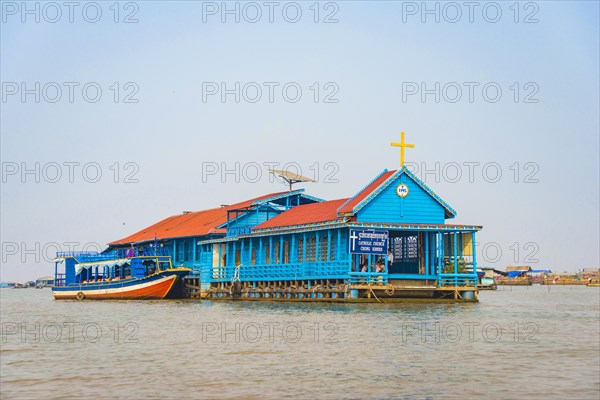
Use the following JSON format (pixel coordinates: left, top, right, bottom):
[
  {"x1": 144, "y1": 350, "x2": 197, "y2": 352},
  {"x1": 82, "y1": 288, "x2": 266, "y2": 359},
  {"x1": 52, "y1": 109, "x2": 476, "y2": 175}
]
[
  {"x1": 505, "y1": 266, "x2": 532, "y2": 278},
  {"x1": 36, "y1": 276, "x2": 54, "y2": 287},
  {"x1": 0, "y1": 282, "x2": 16, "y2": 288},
  {"x1": 496, "y1": 266, "x2": 533, "y2": 286}
]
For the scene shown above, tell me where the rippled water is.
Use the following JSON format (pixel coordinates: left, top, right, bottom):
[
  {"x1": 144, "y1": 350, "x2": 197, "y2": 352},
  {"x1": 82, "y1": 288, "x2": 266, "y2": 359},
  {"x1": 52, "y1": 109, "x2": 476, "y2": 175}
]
[{"x1": 1, "y1": 286, "x2": 599, "y2": 399}]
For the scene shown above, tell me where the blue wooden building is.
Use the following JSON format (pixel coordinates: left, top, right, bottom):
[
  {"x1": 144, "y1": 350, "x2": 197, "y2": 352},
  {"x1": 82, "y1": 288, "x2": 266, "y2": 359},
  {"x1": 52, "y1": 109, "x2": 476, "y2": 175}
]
[{"x1": 107, "y1": 163, "x2": 482, "y2": 301}]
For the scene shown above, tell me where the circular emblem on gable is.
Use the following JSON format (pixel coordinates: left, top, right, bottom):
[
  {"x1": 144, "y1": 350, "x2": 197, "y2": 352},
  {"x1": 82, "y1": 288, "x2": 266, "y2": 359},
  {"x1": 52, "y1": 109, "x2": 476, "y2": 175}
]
[{"x1": 396, "y1": 183, "x2": 409, "y2": 198}]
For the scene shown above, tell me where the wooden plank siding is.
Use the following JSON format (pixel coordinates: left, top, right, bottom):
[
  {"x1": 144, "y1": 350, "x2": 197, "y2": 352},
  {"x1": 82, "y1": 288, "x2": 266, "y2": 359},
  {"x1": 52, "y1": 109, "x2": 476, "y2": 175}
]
[{"x1": 357, "y1": 173, "x2": 446, "y2": 224}]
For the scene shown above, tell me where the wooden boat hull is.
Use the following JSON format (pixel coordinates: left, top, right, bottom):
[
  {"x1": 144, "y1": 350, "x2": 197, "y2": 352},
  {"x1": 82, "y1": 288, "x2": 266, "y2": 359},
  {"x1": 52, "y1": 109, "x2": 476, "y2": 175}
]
[{"x1": 52, "y1": 269, "x2": 190, "y2": 300}]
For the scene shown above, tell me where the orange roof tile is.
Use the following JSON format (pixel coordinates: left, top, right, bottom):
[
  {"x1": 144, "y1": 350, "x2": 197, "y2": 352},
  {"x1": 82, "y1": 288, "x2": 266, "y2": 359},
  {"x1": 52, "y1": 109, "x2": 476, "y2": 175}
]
[
  {"x1": 109, "y1": 191, "x2": 288, "y2": 245},
  {"x1": 337, "y1": 170, "x2": 396, "y2": 214},
  {"x1": 254, "y1": 198, "x2": 350, "y2": 230}
]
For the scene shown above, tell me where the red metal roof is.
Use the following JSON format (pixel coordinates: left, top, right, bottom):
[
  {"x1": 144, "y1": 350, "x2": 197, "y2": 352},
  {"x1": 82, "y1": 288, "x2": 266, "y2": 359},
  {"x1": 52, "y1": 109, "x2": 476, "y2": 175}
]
[
  {"x1": 337, "y1": 170, "x2": 396, "y2": 214},
  {"x1": 109, "y1": 192, "x2": 288, "y2": 245},
  {"x1": 254, "y1": 198, "x2": 350, "y2": 230}
]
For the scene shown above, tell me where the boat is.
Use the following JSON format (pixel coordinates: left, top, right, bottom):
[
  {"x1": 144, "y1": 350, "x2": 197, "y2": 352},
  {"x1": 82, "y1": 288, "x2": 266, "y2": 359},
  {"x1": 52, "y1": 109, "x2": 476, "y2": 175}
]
[
  {"x1": 476, "y1": 268, "x2": 497, "y2": 290},
  {"x1": 587, "y1": 283, "x2": 600, "y2": 287},
  {"x1": 52, "y1": 250, "x2": 191, "y2": 300}
]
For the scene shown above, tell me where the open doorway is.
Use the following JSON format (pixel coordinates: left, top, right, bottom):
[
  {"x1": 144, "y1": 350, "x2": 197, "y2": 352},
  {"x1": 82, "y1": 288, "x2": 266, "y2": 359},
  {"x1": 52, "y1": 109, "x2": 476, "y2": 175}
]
[{"x1": 389, "y1": 232, "x2": 420, "y2": 274}]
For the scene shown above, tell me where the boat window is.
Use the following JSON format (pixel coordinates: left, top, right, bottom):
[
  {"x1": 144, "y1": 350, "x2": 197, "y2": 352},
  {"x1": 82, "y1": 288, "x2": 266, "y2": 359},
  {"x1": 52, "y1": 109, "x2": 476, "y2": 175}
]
[{"x1": 159, "y1": 261, "x2": 170, "y2": 271}]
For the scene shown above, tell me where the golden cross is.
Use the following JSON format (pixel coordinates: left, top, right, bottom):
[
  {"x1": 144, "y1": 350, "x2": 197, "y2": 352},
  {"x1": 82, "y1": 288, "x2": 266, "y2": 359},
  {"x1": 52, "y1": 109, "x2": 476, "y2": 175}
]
[{"x1": 390, "y1": 131, "x2": 415, "y2": 167}]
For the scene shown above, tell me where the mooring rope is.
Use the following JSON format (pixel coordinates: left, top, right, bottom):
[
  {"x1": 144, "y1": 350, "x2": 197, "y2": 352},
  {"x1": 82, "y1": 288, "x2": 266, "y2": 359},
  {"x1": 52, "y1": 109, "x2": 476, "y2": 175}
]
[
  {"x1": 229, "y1": 264, "x2": 242, "y2": 297},
  {"x1": 367, "y1": 282, "x2": 384, "y2": 303},
  {"x1": 385, "y1": 284, "x2": 395, "y2": 296}
]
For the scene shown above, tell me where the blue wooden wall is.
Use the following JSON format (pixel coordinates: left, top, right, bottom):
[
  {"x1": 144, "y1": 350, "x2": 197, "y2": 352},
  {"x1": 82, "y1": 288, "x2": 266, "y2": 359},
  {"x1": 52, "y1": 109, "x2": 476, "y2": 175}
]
[
  {"x1": 226, "y1": 208, "x2": 279, "y2": 230},
  {"x1": 357, "y1": 173, "x2": 445, "y2": 224}
]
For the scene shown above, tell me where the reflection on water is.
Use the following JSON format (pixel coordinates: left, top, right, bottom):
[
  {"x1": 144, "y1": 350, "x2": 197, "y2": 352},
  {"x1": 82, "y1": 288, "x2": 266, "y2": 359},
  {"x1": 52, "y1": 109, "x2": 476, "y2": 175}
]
[{"x1": 1, "y1": 286, "x2": 599, "y2": 399}]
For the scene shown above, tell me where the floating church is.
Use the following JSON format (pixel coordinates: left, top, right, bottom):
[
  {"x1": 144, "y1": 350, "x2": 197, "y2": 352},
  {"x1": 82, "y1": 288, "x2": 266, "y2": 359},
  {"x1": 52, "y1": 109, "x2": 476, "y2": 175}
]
[{"x1": 53, "y1": 133, "x2": 482, "y2": 301}]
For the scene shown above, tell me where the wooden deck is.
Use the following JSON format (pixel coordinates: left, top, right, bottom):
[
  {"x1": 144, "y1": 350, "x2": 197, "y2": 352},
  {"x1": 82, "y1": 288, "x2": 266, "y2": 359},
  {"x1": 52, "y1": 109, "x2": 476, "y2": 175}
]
[{"x1": 183, "y1": 277, "x2": 478, "y2": 302}]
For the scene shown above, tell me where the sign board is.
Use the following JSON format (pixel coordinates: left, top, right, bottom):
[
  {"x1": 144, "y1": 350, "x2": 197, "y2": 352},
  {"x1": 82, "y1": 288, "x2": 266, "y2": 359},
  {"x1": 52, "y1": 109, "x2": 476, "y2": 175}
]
[{"x1": 349, "y1": 229, "x2": 389, "y2": 255}]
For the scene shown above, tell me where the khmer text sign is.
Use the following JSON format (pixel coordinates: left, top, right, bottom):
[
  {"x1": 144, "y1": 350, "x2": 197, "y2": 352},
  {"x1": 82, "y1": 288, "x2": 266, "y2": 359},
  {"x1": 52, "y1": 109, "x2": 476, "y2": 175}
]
[{"x1": 349, "y1": 229, "x2": 389, "y2": 255}]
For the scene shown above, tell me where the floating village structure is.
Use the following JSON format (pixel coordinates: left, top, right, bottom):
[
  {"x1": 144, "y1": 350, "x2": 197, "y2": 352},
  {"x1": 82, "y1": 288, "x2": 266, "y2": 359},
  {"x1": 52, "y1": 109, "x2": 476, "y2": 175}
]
[
  {"x1": 54, "y1": 134, "x2": 483, "y2": 301},
  {"x1": 496, "y1": 266, "x2": 533, "y2": 286}
]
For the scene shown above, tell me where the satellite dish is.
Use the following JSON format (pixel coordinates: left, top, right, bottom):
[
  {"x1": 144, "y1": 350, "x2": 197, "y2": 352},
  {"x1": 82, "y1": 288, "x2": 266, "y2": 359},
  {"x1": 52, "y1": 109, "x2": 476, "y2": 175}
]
[{"x1": 269, "y1": 169, "x2": 315, "y2": 191}]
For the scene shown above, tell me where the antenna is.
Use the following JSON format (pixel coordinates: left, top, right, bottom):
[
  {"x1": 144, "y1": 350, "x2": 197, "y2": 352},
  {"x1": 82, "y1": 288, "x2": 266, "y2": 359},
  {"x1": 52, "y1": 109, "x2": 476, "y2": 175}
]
[{"x1": 268, "y1": 169, "x2": 315, "y2": 191}]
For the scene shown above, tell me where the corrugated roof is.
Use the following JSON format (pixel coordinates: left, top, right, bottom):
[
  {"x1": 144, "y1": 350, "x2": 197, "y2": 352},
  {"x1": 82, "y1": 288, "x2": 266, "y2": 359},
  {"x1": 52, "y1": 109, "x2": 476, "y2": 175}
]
[
  {"x1": 254, "y1": 198, "x2": 349, "y2": 230},
  {"x1": 337, "y1": 170, "x2": 396, "y2": 214},
  {"x1": 505, "y1": 266, "x2": 532, "y2": 271},
  {"x1": 109, "y1": 191, "x2": 289, "y2": 245}
]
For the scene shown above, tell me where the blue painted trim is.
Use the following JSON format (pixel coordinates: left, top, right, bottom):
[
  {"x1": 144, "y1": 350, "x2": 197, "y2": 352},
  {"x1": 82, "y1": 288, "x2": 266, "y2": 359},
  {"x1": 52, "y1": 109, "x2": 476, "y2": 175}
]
[
  {"x1": 217, "y1": 203, "x2": 280, "y2": 229},
  {"x1": 349, "y1": 166, "x2": 457, "y2": 218},
  {"x1": 251, "y1": 220, "x2": 349, "y2": 236},
  {"x1": 199, "y1": 222, "x2": 481, "y2": 245},
  {"x1": 216, "y1": 191, "x2": 326, "y2": 230},
  {"x1": 401, "y1": 167, "x2": 457, "y2": 217},
  {"x1": 251, "y1": 190, "x2": 325, "y2": 206},
  {"x1": 425, "y1": 233, "x2": 429, "y2": 275},
  {"x1": 348, "y1": 222, "x2": 480, "y2": 232},
  {"x1": 472, "y1": 231, "x2": 478, "y2": 283},
  {"x1": 453, "y1": 232, "x2": 458, "y2": 274},
  {"x1": 336, "y1": 168, "x2": 389, "y2": 214}
]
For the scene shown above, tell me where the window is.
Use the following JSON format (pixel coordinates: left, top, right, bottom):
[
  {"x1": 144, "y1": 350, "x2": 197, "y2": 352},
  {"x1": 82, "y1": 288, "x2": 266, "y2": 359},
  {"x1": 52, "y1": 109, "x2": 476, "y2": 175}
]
[
  {"x1": 176, "y1": 239, "x2": 194, "y2": 261},
  {"x1": 307, "y1": 236, "x2": 316, "y2": 262},
  {"x1": 330, "y1": 234, "x2": 336, "y2": 261},
  {"x1": 407, "y1": 236, "x2": 418, "y2": 260},
  {"x1": 221, "y1": 243, "x2": 227, "y2": 267},
  {"x1": 265, "y1": 242, "x2": 270, "y2": 264},
  {"x1": 320, "y1": 235, "x2": 328, "y2": 261},
  {"x1": 195, "y1": 241, "x2": 202, "y2": 261},
  {"x1": 251, "y1": 246, "x2": 256, "y2": 265},
  {"x1": 392, "y1": 235, "x2": 418, "y2": 262},
  {"x1": 176, "y1": 240, "x2": 185, "y2": 261},
  {"x1": 187, "y1": 239, "x2": 194, "y2": 261},
  {"x1": 274, "y1": 241, "x2": 280, "y2": 264},
  {"x1": 212, "y1": 244, "x2": 219, "y2": 267},
  {"x1": 283, "y1": 240, "x2": 290, "y2": 264},
  {"x1": 297, "y1": 237, "x2": 304, "y2": 263}
]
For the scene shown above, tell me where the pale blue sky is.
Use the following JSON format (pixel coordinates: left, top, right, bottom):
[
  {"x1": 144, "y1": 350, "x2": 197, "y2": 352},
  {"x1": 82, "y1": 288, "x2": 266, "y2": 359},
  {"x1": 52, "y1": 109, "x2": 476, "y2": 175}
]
[{"x1": 1, "y1": 1, "x2": 598, "y2": 281}]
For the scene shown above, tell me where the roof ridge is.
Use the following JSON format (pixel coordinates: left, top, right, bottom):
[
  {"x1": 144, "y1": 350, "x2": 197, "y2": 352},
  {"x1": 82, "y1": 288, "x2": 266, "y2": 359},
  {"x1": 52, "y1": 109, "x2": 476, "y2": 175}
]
[
  {"x1": 349, "y1": 166, "x2": 457, "y2": 217},
  {"x1": 400, "y1": 166, "x2": 457, "y2": 216},
  {"x1": 336, "y1": 169, "x2": 390, "y2": 214},
  {"x1": 253, "y1": 198, "x2": 349, "y2": 230}
]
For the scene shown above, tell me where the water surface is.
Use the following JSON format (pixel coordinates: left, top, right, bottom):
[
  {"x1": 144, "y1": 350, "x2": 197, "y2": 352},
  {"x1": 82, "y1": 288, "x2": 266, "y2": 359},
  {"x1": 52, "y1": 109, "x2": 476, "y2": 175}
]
[{"x1": 1, "y1": 286, "x2": 599, "y2": 399}]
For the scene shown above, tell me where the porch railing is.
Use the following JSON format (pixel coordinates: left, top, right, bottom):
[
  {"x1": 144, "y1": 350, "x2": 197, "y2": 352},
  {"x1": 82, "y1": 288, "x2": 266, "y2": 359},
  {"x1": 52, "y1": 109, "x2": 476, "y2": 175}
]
[
  {"x1": 57, "y1": 247, "x2": 170, "y2": 263},
  {"x1": 348, "y1": 272, "x2": 388, "y2": 285},
  {"x1": 204, "y1": 262, "x2": 349, "y2": 282},
  {"x1": 438, "y1": 273, "x2": 478, "y2": 286}
]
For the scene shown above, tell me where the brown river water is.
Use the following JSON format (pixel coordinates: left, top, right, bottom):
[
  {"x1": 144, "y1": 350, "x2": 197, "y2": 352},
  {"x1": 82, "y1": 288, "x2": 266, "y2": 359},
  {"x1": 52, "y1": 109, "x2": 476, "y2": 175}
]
[{"x1": 1, "y1": 285, "x2": 599, "y2": 399}]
